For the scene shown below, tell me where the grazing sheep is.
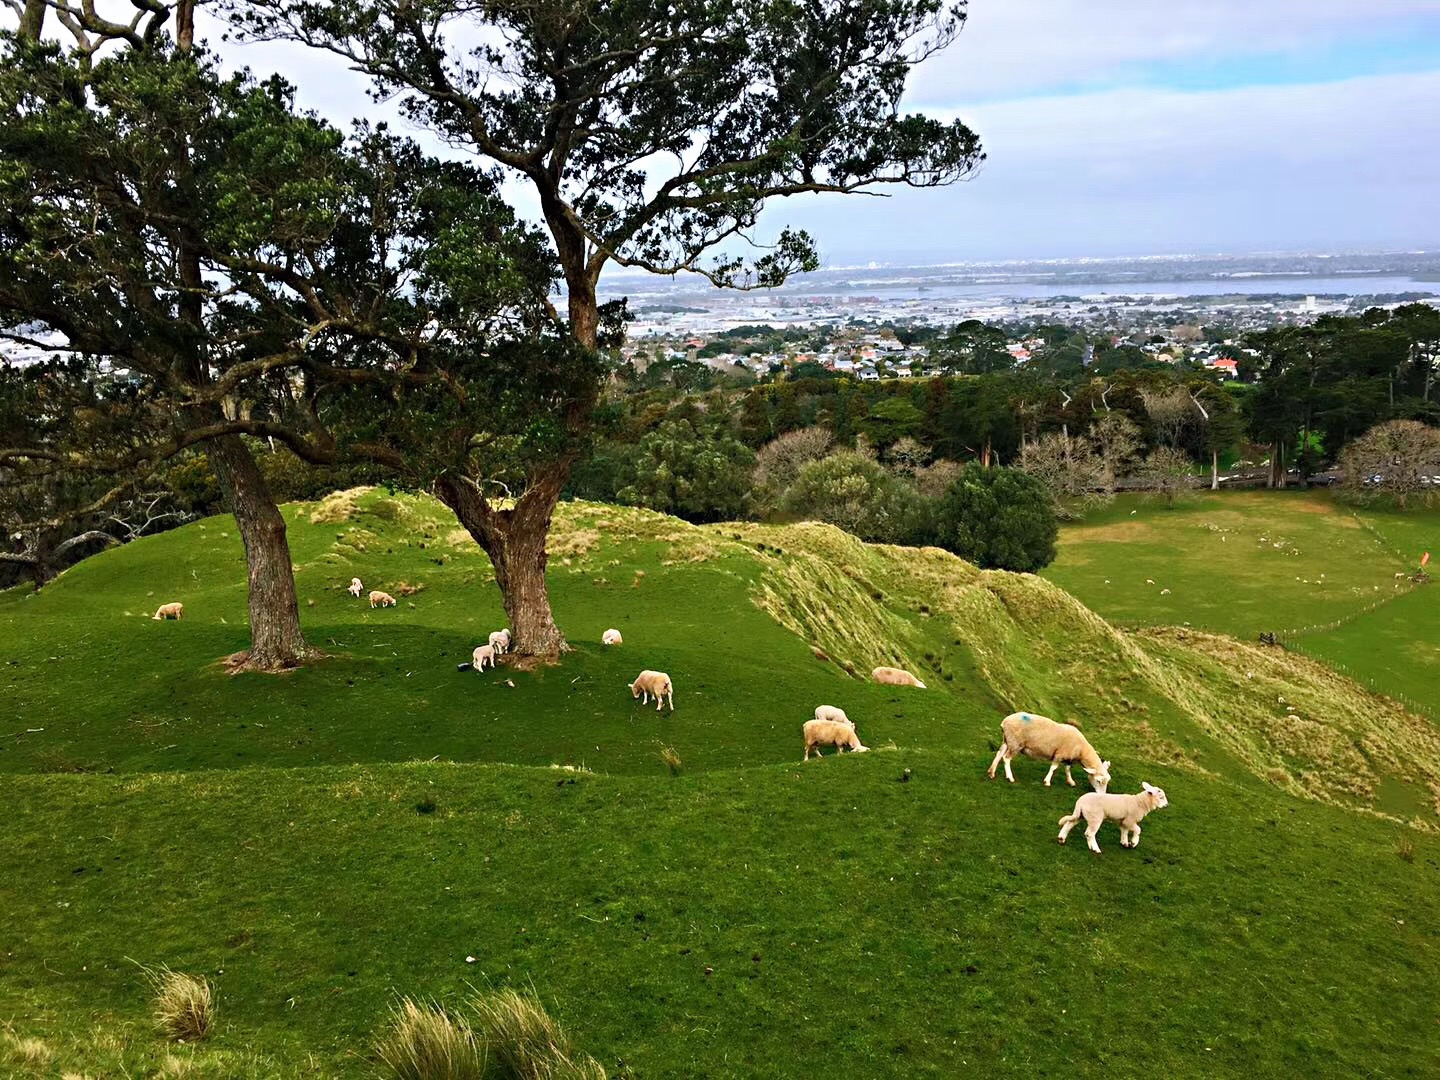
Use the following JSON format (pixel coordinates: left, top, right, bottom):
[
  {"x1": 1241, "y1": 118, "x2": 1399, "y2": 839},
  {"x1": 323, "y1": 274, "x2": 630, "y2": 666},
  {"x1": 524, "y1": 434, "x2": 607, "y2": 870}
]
[
  {"x1": 803, "y1": 718, "x2": 869, "y2": 761},
  {"x1": 472, "y1": 644, "x2": 495, "y2": 672},
  {"x1": 813, "y1": 704, "x2": 852, "y2": 727},
  {"x1": 152, "y1": 602, "x2": 184, "y2": 621},
  {"x1": 348, "y1": 577, "x2": 363, "y2": 598},
  {"x1": 602, "y1": 628, "x2": 623, "y2": 646},
  {"x1": 987, "y1": 711, "x2": 1111, "y2": 792},
  {"x1": 1058, "y1": 782, "x2": 1169, "y2": 853},
  {"x1": 488, "y1": 628, "x2": 512, "y2": 655},
  {"x1": 629, "y1": 670, "x2": 674, "y2": 712},
  {"x1": 872, "y1": 665, "x2": 926, "y2": 689},
  {"x1": 368, "y1": 590, "x2": 396, "y2": 608}
]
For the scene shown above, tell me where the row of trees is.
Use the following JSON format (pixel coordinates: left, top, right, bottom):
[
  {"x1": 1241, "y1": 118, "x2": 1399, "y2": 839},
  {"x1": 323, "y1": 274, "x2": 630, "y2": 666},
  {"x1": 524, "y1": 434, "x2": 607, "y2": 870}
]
[{"x1": 1, "y1": 0, "x2": 985, "y2": 665}]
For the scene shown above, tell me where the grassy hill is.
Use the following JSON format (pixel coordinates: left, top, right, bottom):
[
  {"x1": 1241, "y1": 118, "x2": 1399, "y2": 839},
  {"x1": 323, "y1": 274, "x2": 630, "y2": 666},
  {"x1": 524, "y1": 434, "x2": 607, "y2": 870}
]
[{"x1": 3, "y1": 490, "x2": 1439, "y2": 1077}]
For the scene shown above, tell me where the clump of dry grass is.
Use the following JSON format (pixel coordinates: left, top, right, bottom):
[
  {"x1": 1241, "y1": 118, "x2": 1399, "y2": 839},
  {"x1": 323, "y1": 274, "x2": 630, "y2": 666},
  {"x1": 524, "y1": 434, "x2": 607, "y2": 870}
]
[
  {"x1": 377, "y1": 998, "x2": 485, "y2": 1080},
  {"x1": 141, "y1": 965, "x2": 214, "y2": 1043},
  {"x1": 468, "y1": 987, "x2": 607, "y2": 1080},
  {"x1": 308, "y1": 486, "x2": 372, "y2": 524},
  {"x1": 1396, "y1": 835, "x2": 1416, "y2": 862},
  {"x1": 4, "y1": 1033, "x2": 54, "y2": 1069},
  {"x1": 659, "y1": 746, "x2": 683, "y2": 776},
  {"x1": 550, "y1": 528, "x2": 600, "y2": 558}
]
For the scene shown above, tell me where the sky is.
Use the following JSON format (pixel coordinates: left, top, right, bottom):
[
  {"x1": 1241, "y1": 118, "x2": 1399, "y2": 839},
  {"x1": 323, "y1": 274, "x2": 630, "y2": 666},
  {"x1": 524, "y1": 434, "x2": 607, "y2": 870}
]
[{"x1": 199, "y1": 1, "x2": 1440, "y2": 266}]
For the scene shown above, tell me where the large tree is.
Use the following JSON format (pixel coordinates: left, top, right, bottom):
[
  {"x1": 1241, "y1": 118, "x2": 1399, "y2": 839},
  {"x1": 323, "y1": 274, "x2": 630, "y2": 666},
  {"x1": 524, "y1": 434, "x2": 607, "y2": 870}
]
[{"x1": 227, "y1": 0, "x2": 984, "y2": 656}]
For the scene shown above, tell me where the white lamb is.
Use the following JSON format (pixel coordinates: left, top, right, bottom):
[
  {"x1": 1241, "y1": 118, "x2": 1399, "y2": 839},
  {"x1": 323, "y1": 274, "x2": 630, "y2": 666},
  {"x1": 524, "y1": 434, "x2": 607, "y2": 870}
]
[
  {"x1": 872, "y1": 665, "x2": 926, "y2": 688},
  {"x1": 629, "y1": 670, "x2": 674, "y2": 712},
  {"x1": 488, "y1": 628, "x2": 511, "y2": 655},
  {"x1": 472, "y1": 644, "x2": 495, "y2": 672},
  {"x1": 987, "y1": 711, "x2": 1111, "y2": 792},
  {"x1": 802, "y1": 718, "x2": 869, "y2": 761},
  {"x1": 1058, "y1": 782, "x2": 1169, "y2": 853},
  {"x1": 813, "y1": 705, "x2": 852, "y2": 727},
  {"x1": 369, "y1": 590, "x2": 396, "y2": 608},
  {"x1": 348, "y1": 577, "x2": 363, "y2": 598},
  {"x1": 152, "y1": 602, "x2": 184, "y2": 620},
  {"x1": 602, "y1": 628, "x2": 623, "y2": 646}
]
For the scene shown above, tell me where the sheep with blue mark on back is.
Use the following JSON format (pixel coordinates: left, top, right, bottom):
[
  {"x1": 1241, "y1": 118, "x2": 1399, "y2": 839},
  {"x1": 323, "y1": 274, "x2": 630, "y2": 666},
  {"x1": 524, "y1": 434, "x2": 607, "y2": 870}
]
[{"x1": 987, "y1": 711, "x2": 1110, "y2": 792}]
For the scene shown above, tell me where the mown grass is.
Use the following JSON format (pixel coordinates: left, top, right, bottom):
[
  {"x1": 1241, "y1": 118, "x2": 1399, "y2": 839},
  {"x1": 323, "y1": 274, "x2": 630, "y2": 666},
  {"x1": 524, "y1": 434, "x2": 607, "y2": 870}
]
[{"x1": 3, "y1": 488, "x2": 1440, "y2": 1075}]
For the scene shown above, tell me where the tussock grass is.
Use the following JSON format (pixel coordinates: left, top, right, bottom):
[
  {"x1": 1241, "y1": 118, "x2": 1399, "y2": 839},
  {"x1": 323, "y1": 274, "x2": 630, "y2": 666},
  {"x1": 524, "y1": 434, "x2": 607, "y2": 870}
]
[
  {"x1": 141, "y1": 965, "x2": 214, "y2": 1042},
  {"x1": 377, "y1": 998, "x2": 485, "y2": 1080},
  {"x1": 468, "y1": 987, "x2": 607, "y2": 1080},
  {"x1": 5, "y1": 1033, "x2": 54, "y2": 1069},
  {"x1": 659, "y1": 746, "x2": 683, "y2": 775},
  {"x1": 307, "y1": 486, "x2": 373, "y2": 524}
]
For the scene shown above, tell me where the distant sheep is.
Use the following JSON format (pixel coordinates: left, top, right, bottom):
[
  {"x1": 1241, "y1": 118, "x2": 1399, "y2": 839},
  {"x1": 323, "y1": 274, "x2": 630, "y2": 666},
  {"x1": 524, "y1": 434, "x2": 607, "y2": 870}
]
[
  {"x1": 348, "y1": 577, "x2": 363, "y2": 598},
  {"x1": 813, "y1": 704, "x2": 852, "y2": 727},
  {"x1": 629, "y1": 670, "x2": 674, "y2": 712},
  {"x1": 987, "y1": 711, "x2": 1111, "y2": 792},
  {"x1": 872, "y1": 666, "x2": 926, "y2": 689},
  {"x1": 369, "y1": 590, "x2": 396, "y2": 608},
  {"x1": 152, "y1": 602, "x2": 184, "y2": 621},
  {"x1": 472, "y1": 644, "x2": 495, "y2": 672},
  {"x1": 602, "y1": 628, "x2": 623, "y2": 646},
  {"x1": 488, "y1": 629, "x2": 511, "y2": 655},
  {"x1": 1058, "y1": 782, "x2": 1169, "y2": 853},
  {"x1": 803, "y1": 718, "x2": 869, "y2": 761}
]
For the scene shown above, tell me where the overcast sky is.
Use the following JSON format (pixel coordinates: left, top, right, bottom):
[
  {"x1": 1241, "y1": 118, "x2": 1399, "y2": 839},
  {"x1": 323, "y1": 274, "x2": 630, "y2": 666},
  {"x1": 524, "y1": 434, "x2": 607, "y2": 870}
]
[{"x1": 203, "y1": 1, "x2": 1440, "y2": 265}]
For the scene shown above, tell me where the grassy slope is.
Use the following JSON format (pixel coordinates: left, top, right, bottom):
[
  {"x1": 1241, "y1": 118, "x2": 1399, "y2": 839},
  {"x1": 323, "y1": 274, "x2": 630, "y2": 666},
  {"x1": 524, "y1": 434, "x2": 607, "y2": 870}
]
[
  {"x1": 1044, "y1": 490, "x2": 1440, "y2": 713},
  {"x1": 3, "y1": 490, "x2": 1440, "y2": 1077}
]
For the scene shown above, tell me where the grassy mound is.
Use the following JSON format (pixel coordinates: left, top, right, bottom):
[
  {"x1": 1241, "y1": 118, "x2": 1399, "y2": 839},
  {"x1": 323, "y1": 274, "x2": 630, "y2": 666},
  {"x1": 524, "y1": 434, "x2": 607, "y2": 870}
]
[{"x1": 3, "y1": 490, "x2": 1439, "y2": 1075}]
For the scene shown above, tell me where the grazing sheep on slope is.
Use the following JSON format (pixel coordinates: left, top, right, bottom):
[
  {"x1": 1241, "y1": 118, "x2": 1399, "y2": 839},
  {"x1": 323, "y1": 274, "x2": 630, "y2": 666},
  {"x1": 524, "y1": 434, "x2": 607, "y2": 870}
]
[
  {"x1": 987, "y1": 711, "x2": 1111, "y2": 792},
  {"x1": 488, "y1": 629, "x2": 511, "y2": 655},
  {"x1": 348, "y1": 577, "x2": 363, "y2": 598},
  {"x1": 602, "y1": 628, "x2": 623, "y2": 646},
  {"x1": 369, "y1": 590, "x2": 396, "y2": 608},
  {"x1": 1058, "y1": 783, "x2": 1169, "y2": 853},
  {"x1": 629, "y1": 670, "x2": 674, "y2": 712},
  {"x1": 152, "y1": 602, "x2": 184, "y2": 620},
  {"x1": 803, "y1": 718, "x2": 869, "y2": 761},
  {"x1": 813, "y1": 705, "x2": 852, "y2": 727},
  {"x1": 472, "y1": 644, "x2": 496, "y2": 672},
  {"x1": 872, "y1": 666, "x2": 926, "y2": 689}
]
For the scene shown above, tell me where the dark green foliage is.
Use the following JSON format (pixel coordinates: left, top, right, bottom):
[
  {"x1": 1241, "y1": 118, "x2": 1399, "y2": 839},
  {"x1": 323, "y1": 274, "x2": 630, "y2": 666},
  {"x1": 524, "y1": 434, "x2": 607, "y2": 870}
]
[
  {"x1": 617, "y1": 418, "x2": 756, "y2": 522},
  {"x1": 782, "y1": 451, "x2": 930, "y2": 544},
  {"x1": 933, "y1": 464, "x2": 1057, "y2": 571}
]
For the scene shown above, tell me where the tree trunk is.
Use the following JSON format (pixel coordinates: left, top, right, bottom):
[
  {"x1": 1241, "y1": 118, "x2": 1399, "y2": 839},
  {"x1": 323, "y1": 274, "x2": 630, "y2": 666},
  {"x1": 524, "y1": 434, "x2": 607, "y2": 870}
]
[
  {"x1": 18, "y1": 0, "x2": 46, "y2": 41},
  {"x1": 435, "y1": 466, "x2": 570, "y2": 659},
  {"x1": 208, "y1": 435, "x2": 308, "y2": 670},
  {"x1": 1211, "y1": 449, "x2": 1219, "y2": 490}
]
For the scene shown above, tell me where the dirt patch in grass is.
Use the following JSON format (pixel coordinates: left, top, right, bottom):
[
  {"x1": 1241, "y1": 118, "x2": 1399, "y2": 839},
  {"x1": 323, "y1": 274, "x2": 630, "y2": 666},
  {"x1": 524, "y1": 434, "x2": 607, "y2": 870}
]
[{"x1": 1061, "y1": 521, "x2": 1151, "y2": 543}]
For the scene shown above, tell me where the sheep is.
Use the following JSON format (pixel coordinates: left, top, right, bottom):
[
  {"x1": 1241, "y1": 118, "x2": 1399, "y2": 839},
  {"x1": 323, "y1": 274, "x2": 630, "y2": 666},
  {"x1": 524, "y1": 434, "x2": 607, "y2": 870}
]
[
  {"x1": 1057, "y1": 782, "x2": 1169, "y2": 853},
  {"x1": 369, "y1": 590, "x2": 396, "y2": 608},
  {"x1": 602, "y1": 628, "x2": 623, "y2": 646},
  {"x1": 472, "y1": 644, "x2": 495, "y2": 672},
  {"x1": 986, "y1": 711, "x2": 1111, "y2": 792},
  {"x1": 629, "y1": 670, "x2": 674, "y2": 712},
  {"x1": 348, "y1": 577, "x2": 363, "y2": 598},
  {"x1": 813, "y1": 704, "x2": 852, "y2": 727},
  {"x1": 872, "y1": 665, "x2": 926, "y2": 689},
  {"x1": 488, "y1": 628, "x2": 511, "y2": 655},
  {"x1": 803, "y1": 718, "x2": 869, "y2": 761},
  {"x1": 152, "y1": 602, "x2": 184, "y2": 621}
]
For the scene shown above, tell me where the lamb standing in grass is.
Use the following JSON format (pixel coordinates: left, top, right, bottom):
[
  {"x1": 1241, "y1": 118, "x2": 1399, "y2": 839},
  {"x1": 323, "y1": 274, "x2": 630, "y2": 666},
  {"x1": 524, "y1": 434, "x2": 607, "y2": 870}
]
[
  {"x1": 152, "y1": 602, "x2": 184, "y2": 620},
  {"x1": 1058, "y1": 783, "x2": 1169, "y2": 853},
  {"x1": 987, "y1": 711, "x2": 1111, "y2": 792},
  {"x1": 813, "y1": 705, "x2": 852, "y2": 727},
  {"x1": 488, "y1": 629, "x2": 511, "y2": 656},
  {"x1": 803, "y1": 718, "x2": 869, "y2": 760},
  {"x1": 629, "y1": 670, "x2": 674, "y2": 712},
  {"x1": 369, "y1": 590, "x2": 396, "y2": 609},
  {"x1": 872, "y1": 666, "x2": 926, "y2": 688},
  {"x1": 472, "y1": 644, "x2": 496, "y2": 672},
  {"x1": 348, "y1": 577, "x2": 363, "y2": 598},
  {"x1": 602, "y1": 628, "x2": 623, "y2": 646}
]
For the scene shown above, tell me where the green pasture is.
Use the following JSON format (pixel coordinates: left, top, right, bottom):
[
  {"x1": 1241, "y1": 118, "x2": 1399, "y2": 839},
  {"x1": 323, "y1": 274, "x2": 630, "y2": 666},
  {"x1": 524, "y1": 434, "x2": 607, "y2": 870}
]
[{"x1": 3, "y1": 489, "x2": 1439, "y2": 1077}]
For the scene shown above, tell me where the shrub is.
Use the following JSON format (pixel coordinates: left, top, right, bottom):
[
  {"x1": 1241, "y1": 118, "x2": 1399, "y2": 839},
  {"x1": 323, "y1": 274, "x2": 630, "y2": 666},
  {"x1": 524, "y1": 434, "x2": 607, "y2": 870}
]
[
  {"x1": 145, "y1": 967, "x2": 214, "y2": 1043},
  {"x1": 782, "y1": 451, "x2": 930, "y2": 545},
  {"x1": 617, "y1": 418, "x2": 756, "y2": 523},
  {"x1": 932, "y1": 464, "x2": 1057, "y2": 571},
  {"x1": 753, "y1": 426, "x2": 832, "y2": 505},
  {"x1": 377, "y1": 998, "x2": 485, "y2": 1080}
]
